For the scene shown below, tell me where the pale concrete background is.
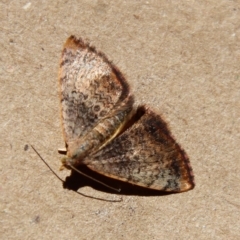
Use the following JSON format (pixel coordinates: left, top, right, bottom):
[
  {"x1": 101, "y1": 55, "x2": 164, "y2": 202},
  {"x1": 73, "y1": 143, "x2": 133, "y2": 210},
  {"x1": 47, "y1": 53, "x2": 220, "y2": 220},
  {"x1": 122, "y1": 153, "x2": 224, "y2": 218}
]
[{"x1": 1, "y1": 1, "x2": 240, "y2": 239}]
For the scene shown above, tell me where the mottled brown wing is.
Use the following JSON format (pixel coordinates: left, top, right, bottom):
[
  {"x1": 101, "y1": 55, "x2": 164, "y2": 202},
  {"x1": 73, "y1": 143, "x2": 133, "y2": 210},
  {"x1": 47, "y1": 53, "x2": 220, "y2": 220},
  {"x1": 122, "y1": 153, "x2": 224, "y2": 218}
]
[
  {"x1": 59, "y1": 36, "x2": 130, "y2": 144},
  {"x1": 83, "y1": 107, "x2": 195, "y2": 192}
]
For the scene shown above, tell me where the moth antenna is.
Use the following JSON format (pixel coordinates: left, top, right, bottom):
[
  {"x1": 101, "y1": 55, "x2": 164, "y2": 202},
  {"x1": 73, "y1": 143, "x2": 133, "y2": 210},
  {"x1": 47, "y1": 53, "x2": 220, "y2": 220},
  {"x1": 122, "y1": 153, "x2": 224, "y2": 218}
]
[
  {"x1": 31, "y1": 145, "x2": 121, "y2": 193},
  {"x1": 68, "y1": 163, "x2": 121, "y2": 193},
  {"x1": 31, "y1": 145, "x2": 122, "y2": 202},
  {"x1": 31, "y1": 145, "x2": 64, "y2": 182}
]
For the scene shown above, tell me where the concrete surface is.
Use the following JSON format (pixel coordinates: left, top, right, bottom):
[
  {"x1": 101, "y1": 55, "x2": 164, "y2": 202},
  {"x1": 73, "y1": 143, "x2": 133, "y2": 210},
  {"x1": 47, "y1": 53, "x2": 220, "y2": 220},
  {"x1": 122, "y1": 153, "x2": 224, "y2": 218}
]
[{"x1": 1, "y1": 1, "x2": 239, "y2": 239}]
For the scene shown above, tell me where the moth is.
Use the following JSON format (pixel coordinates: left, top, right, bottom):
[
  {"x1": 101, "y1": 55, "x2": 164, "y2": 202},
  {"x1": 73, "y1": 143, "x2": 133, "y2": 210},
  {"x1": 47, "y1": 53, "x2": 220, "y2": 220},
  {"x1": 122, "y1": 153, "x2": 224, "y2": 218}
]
[{"x1": 59, "y1": 36, "x2": 194, "y2": 192}]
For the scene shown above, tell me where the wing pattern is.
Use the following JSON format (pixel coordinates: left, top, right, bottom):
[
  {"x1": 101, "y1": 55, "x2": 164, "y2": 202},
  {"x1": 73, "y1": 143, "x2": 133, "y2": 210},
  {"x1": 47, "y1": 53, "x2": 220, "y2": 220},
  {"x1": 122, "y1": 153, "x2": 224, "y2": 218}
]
[
  {"x1": 84, "y1": 107, "x2": 194, "y2": 192},
  {"x1": 59, "y1": 36, "x2": 130, "y2": 142}
]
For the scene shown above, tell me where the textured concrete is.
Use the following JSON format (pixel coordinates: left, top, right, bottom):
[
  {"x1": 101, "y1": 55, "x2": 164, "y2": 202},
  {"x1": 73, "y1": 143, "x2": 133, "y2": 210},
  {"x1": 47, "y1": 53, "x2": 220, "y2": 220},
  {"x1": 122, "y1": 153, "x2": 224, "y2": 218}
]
[{"x1": 1, "y1": 1, "x2": 240, "y2": 239}]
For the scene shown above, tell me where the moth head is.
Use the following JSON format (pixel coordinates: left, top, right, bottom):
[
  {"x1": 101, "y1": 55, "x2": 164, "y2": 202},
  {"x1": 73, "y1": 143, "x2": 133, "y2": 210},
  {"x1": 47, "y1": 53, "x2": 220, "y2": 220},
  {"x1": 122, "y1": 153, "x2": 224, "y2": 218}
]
[{"x1": 60, "y1": 157, "x2": 73, "y2": 170}]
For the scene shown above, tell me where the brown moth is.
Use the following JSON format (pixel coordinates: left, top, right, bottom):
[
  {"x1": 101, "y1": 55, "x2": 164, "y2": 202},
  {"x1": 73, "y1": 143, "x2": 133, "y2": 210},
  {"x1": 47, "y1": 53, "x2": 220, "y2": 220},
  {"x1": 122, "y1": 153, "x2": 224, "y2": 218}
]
[{"x1": 59, "y1": 36, "x2": 195, "y2": 192}]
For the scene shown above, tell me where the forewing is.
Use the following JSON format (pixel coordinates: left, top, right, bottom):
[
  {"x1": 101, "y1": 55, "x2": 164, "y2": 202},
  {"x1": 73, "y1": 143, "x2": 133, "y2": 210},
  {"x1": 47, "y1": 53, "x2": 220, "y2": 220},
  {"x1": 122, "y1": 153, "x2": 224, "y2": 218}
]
[
  {"x1": 84, "y1": 107, "x2": 195, "y2": 192},
  {"x1": 59, "y1": 36, "x2": 130, "y2": 143}
]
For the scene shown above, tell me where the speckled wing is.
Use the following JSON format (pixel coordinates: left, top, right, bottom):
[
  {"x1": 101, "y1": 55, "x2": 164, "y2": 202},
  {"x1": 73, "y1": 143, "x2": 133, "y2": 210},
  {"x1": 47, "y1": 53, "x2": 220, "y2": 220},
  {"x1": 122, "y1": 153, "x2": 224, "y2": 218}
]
[
  {"x1": 83, "y1": 107, "x2": 195, "y2": 192},
  {"x1": 59, "y1": 36, "x2": 130, "y2": 144}
]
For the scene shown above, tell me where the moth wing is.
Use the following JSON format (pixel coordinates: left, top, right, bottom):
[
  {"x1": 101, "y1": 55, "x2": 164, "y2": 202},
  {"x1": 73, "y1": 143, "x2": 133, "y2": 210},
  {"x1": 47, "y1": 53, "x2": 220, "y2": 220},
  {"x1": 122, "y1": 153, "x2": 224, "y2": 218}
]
[
  {"x1": 84, "y1": 107, "x2": 195, "y2": 192},
  {"x1": 59, "y1": 36, "x2": 130, "y2": 144}
]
